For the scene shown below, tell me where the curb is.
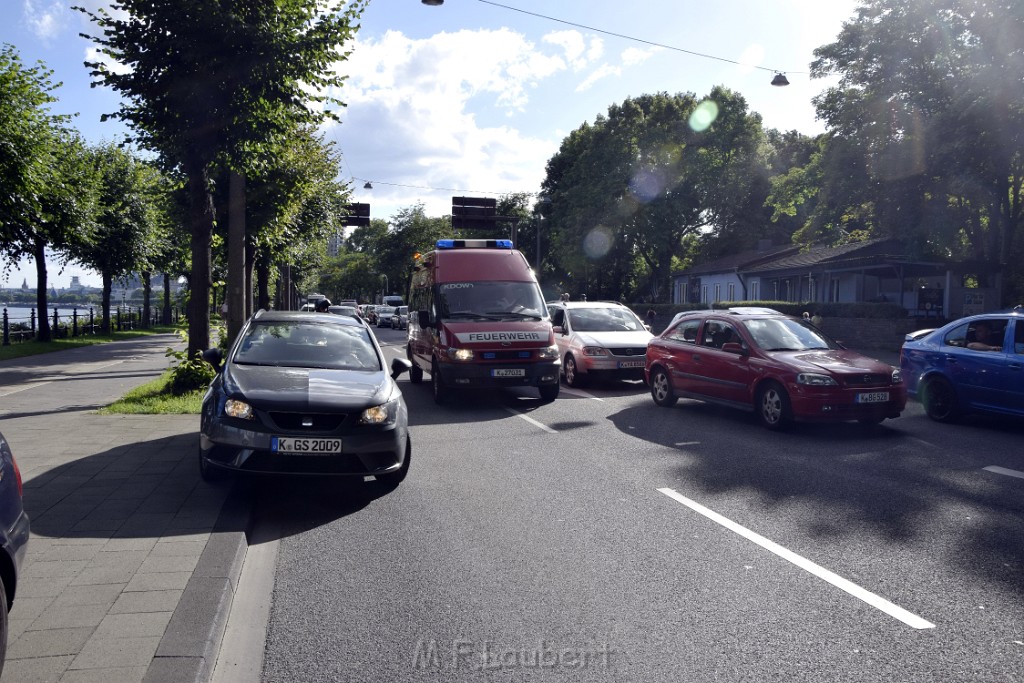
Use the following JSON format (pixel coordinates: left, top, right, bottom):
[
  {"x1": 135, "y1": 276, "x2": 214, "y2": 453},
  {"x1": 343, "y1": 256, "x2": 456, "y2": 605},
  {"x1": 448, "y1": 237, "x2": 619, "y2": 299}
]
[{"x1": 144, "y1": 487, "x2": 251, "y2": 683}]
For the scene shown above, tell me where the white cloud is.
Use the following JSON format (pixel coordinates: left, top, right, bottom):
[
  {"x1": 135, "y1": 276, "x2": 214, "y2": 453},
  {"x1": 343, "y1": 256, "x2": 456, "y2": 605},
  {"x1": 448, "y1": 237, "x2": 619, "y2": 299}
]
[
  {"x1": 84, "y1": 47, "x2": 131, "y2": 76},
  {"x1": 621, "y1": 46, "x2": 659, "y2": 67},
  {"x1": 327, "y1": 28, "x2": 579, "y2": 217},
  {"x1": 575, "y1": 64, "x2": 621, "y2": 93},
  {"x1": 23, "y1": 0, "x2": 69, "y2": 43}
]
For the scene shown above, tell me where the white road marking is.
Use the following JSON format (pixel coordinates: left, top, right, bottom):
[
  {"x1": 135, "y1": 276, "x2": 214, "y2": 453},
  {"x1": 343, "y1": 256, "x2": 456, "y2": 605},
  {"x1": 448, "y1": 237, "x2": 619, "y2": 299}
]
[
  {"x1": 983, "y1": 466, "x2": 1024, "y2": 480},
  {"x1": 504, "y1": 407, "x2": 558, "y2": 434},
  {"x1": 657, "y1": 487, "x2": 935, "y2": 630},
  {"x1": 559, "y1": 387, "x2": 603, "y2": 401}
]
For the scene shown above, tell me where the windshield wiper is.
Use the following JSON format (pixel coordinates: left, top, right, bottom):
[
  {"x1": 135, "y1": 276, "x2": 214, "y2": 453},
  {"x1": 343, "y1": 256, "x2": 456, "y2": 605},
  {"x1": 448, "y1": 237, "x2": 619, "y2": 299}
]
[
  {"x1": 487, "y1": 311, "x2": 542, "y2": 320},
  {"x1": 444, "y1": 311, "x2": 504, "y2": 320}
]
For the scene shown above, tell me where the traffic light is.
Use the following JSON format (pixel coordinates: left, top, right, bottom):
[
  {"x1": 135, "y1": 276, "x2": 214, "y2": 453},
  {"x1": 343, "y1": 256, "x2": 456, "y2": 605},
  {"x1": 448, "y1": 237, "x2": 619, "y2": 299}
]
[
  {"x1": 342, "y1": 203, "x2": 370, "y2": 227},
  {"x1": 451, "y1": 196, "x2": 497, "y2": 232}
]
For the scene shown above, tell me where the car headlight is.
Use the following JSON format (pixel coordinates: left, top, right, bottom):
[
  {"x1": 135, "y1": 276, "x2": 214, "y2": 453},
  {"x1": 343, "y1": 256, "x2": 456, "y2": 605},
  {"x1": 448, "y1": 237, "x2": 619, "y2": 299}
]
[
  {"x1": 360, "y1": 398, "x2": 398, "y2": 426},
  {"x1": 224, "y1": 398, "x2": 254, "y2": 420},
  {"x1": 447, "y1": 348, "x2": 474, "y2": 361},
  {"x1": 796, "y1": 373, "x2": 838, "y2": 386},
  {"x1": 891, "y1": 368, "x2": 902, "y2": 384},
  {"x1": 537, "y1": 344, "x2": 560, "y2": 360},
  {"x1": 582, "y1": 346, "x2": 608, "y2": 357}
]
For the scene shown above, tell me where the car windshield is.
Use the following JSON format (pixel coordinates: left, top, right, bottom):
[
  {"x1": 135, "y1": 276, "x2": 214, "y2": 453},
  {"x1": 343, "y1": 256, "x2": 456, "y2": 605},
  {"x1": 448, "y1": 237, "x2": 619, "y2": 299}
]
[
  {"x1": 568, "y1": 307, "x2": 644, "y2": 332},
  {"x1": 744, "y1": 318, "x2": 836, "y2": 352},
  {"x1": 437, "y1": 281, "x2": 547, "y2": 320},
  {"x1": 232, "y1": 321, "x2": 381, "y2": 370}
]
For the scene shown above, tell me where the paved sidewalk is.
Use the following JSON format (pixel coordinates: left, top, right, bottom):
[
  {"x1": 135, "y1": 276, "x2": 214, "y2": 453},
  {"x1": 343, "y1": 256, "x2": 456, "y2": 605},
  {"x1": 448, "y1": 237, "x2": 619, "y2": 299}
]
[{"x1": 0, "y1": 337, "x2": 249, "y2": 683}]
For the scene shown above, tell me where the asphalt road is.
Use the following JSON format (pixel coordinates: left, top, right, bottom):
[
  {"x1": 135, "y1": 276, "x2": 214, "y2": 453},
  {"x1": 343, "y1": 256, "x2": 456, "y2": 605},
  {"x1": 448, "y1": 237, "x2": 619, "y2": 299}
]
[{"x1": 221, "y1": 325, "x2": 1024, "y2": 683}]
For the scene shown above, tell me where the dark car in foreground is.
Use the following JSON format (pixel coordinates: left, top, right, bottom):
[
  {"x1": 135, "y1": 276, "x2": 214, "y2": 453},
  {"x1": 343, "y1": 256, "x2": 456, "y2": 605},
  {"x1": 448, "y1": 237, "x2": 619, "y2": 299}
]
[
  {"x1": 645, "y1": 307, "x2": 906, "y2": 430},
  {"x1": 199, "y1": 310, "x2": 412, "y2": 486},
  {"x1": 0, "y1": 430, "x2": 30, "y2": 676},
  {"x1": 900, "y1": 307, "x2": 1024, "y2": 422}
]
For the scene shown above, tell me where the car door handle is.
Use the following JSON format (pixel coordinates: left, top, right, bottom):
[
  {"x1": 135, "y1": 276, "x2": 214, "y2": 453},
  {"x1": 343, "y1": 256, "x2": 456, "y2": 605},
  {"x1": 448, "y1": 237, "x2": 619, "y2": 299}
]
[{"x1": 1009, "y1": 362, "x2": 1021, "y2": 371}]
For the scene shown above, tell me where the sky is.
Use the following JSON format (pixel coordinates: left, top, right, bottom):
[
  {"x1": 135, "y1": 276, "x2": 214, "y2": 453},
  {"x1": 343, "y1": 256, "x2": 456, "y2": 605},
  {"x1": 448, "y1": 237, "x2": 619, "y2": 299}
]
[{"x1": 1, "y1": 0, "x2": 861, "y2": 289}]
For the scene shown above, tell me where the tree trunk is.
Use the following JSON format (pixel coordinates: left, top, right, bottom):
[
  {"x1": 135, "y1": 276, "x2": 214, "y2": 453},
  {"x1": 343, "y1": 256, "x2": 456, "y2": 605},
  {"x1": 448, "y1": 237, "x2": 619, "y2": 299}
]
[
  {"x1": 185, "y1": 155, "x2": 215, "y2": 358},
  {"x1": 101, "y1": 273, "x2": 112, "y2": 335},
  {"x1": 227, "y1": 170, "x2": 246, "y2": 347},
  {"x1": 257, "y1": 251, "x2": 271, "y2": 310},
  {"x1": 162, "y1": 273, "x2": 172, "y2": 325},
  {"x1": 142, "y1": 271, "x2": 152, "y2": 328},
  {"x1": 33, "y1": 238, "x2": 51, "y2": 343}
]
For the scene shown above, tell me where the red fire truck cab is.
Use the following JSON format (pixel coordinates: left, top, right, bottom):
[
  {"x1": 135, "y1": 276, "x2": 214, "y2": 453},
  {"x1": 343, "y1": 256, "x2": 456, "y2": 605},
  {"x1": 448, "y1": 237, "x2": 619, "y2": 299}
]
[{"x1": 407, "y1": 239, "x2": 560, "y2": 403}]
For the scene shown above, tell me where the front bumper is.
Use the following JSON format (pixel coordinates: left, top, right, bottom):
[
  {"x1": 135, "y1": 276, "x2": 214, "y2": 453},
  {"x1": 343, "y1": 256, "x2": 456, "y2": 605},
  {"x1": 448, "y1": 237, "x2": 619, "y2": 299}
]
[
  {"x1": 787, "y1": 384, "x2": 907, "y2": 422},
  {"x1": 437, "y1": 359, "x2": 560, "y2": 389},
  {"x1": 200, "y1": 420, "x2": 408, "y2": 476}
]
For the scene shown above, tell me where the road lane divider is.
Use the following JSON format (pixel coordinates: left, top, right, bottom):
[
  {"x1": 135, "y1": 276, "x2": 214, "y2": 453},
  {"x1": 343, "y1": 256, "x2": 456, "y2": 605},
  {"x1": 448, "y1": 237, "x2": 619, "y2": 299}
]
[
  {"x1": 983, "y1": 466, "x2": 1024, "y2": 480},
  {"x1": 503, "y1": 407, "x2": 557, "y2": 434},
  {"x1": 657, "y1": 487, "x2": 935, "y2": 630}
]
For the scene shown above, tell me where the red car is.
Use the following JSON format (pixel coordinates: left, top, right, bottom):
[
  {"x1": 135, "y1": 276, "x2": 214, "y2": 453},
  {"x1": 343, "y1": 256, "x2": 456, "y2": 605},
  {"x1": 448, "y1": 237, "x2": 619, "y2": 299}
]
[{"x1": 645, "y1": 307, "x2": 906, "y2": 429}]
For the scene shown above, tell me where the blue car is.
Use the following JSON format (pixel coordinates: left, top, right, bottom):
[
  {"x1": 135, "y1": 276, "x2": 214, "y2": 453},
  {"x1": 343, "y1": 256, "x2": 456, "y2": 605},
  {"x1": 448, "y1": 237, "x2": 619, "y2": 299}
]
[
  {"x1": 900, "y1": 307, "x2": 1024, "y2": 421},
  {"x1": 0, "y1": 430, "x2": 30, "y2": 676}
]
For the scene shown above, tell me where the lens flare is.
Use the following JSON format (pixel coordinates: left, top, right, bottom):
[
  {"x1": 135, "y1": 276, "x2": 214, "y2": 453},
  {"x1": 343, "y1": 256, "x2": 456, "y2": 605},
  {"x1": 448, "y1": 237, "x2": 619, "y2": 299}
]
[
  {"x1": 583, "y1": 226, "x2": 614, "y2": 259},
  {"x1": 689, "y1": 100, "x2": 719, "y2": 132}
]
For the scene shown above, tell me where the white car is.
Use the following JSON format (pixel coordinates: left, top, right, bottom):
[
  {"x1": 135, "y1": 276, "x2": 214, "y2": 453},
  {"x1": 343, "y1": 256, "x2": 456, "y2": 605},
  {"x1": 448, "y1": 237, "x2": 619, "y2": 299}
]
[{"x1": 547, "y1": 301, "x2": 653, "y2": 387}]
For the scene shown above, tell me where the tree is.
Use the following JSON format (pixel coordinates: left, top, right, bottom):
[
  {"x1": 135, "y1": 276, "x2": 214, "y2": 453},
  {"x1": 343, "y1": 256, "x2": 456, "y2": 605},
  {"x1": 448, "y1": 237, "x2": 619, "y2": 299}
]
[
  {"x1": 810, "y1": 0, "x2": 1024, "y2": 297},
  {"x1": 77, "y1": 0, "x2": 369, "y2": 356},
  {"x1": 71, "y1": 144, "x2": 156, "y2": 333},
  {"x1": 542, "y1": 88, "x2": 767, "y2": 302},
  {"x1": 1, "y1": 46, "x2": 99, "y2": 341}
]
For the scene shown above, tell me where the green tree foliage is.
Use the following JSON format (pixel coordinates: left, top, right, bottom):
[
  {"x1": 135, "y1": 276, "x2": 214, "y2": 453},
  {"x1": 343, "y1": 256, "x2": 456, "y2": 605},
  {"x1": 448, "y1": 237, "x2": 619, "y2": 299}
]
[
  {"x1": 77, "y1": 0, "x2": 368, "y2": 356},
  {"x1": 541, "y1": 88, "x2": 767, "y2": 302},
  {"x1": 374, "y1": 205, "x2": 451, "y2": 302},
  {"x1": 0, "y1": 45, "x2": 99, "y2": 340},
  {"x1": 72, "y1": 144, "x2": 156, "y2": 333},
  {"x1": 810, "y1": 0, "x2": 1024, "y2": 286}
]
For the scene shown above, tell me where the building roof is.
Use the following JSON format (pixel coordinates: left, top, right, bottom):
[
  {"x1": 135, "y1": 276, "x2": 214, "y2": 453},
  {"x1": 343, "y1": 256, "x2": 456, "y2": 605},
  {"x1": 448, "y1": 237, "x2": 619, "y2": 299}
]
[{"x1": 676, "y1": 244, "x2": 800, "y2": 277}]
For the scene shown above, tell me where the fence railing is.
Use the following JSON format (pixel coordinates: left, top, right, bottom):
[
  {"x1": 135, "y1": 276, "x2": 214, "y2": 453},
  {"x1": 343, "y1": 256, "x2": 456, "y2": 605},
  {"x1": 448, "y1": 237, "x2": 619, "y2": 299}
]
[{"x1": 2, "y1": 306, "x2": 182, "y2": 346}]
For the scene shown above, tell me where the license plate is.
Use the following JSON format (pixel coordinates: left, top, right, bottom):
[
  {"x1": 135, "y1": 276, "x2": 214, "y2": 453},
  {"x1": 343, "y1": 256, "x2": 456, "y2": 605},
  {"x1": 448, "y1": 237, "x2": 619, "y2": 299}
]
[
  {"x1": 618, "y1": 359, "x2": 645, "y2": 369},
  {"x1": 856, "y1": 392, "x2": 889, "y2": 404},
  {"x1": 492, "y1": 368, "x2": 526, "y2": 377},
  {"x1": 272, "y1": 437, "x2": 342, "y2": 455}
]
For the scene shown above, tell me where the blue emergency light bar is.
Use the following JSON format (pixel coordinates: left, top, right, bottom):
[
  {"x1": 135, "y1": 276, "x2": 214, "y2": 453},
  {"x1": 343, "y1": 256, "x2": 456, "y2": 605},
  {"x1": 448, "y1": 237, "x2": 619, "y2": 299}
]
[{"x1": 436, "y1": 239, "x2": 514, "y2": 249}]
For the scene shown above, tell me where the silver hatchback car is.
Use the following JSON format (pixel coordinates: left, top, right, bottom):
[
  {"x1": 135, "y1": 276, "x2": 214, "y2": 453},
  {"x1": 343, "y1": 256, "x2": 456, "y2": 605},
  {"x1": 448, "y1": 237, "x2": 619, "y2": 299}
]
[{"x1": 547, "y1": 300, "x2": 653, "y2": 387}]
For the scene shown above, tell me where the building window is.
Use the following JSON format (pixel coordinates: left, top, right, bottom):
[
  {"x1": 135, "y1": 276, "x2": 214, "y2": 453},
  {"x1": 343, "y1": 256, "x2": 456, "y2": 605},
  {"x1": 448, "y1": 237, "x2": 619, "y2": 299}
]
[
  {"x1": 727, "y1": 283, "x2": 735, "y2": 301},
  {"x1": 714, "y1": 284, "x2": 721, "y2": 302},
  {"x1": 702, "y1": 285, "x2": 708, "y2": 303},
  {"x1": 750, "y1": 281, "x2": 760, "y2": 300}
]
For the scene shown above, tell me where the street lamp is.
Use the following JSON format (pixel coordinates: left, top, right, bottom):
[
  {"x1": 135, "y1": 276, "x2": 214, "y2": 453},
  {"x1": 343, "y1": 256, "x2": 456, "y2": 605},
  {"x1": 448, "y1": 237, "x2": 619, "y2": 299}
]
[{"x1": 381, "y1": 274, "x2": 388, "y2": 304}]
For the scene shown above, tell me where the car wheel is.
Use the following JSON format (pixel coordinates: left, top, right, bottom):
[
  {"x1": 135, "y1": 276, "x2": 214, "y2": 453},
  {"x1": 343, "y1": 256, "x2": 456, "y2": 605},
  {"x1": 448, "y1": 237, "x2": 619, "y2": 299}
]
[
  {"x1": 408, "y1": 358, "x2": 424, "y2": 384},
  {"x1": 431, "y1": 360, "x2": 448, "y2": 404},
  {"x1": 756, "y1": 381, "x2": 791, "y2": 430},
  {"x1": 922, "y1": 376, "x2": 959, "y2": 422},
  {"x1": 649, "y1": 366, "x2": 677, "y2": 407},
  {"x1": 0, "y1": 573, "x2": 7, "y2": 677},
  {"x1": 539, "y1": 383, "x2": 559, "y2": 402},
  {"x1": 563, "y1": 354, "x2": 587, "y2": 388},
  {"x1": 377, "y1": 436, "x2": 411, "y2": 488},
  {"x1": 198, "y1": 447, "x2": 227, "y2": 483}
]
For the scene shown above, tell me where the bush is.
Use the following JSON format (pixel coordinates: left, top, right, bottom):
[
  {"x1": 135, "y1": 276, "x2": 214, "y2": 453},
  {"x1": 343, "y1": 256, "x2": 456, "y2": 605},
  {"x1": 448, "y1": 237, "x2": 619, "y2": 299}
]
[{"x1": 165, "y1": 330, "x2": 216, "y2": 395}]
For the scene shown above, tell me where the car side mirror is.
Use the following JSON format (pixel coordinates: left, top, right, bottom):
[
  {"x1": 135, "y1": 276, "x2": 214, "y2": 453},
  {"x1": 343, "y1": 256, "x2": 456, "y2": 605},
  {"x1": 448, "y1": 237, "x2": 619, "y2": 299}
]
[
  {"x1": 390, "y1": 357, "x2": 412, "y2": 379},
  {"x1": 722, "y1": 342, "x2": 748, "y2": 356},
  {"x1": 417, "y1": 310, "x2": 433, "y2": 329},
  {"x1": 202, "y1": 347, "x2": 224, "y2": 372},
  {"x1": 552, "y1": 325, "x2": 565, "y2": 335}
]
